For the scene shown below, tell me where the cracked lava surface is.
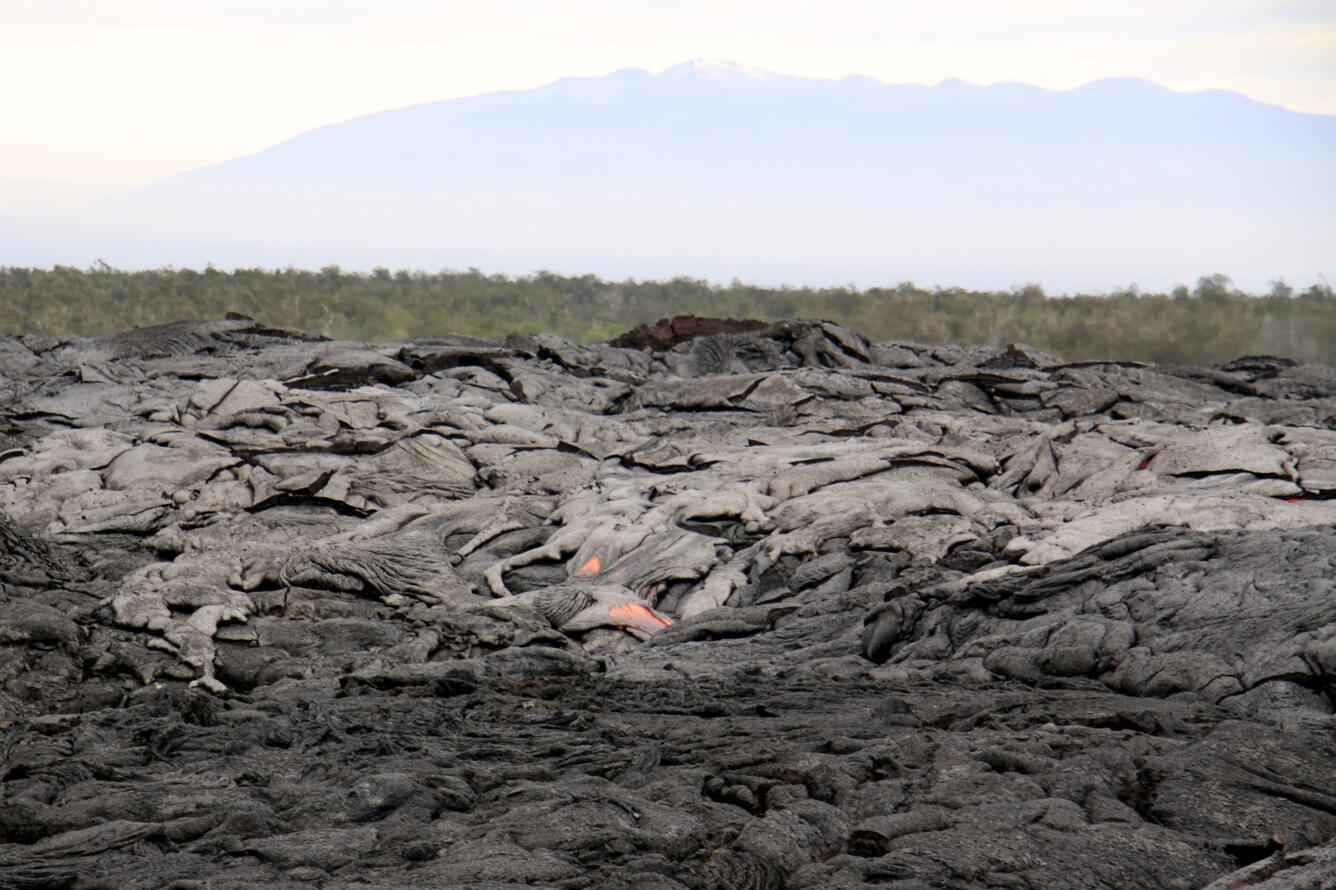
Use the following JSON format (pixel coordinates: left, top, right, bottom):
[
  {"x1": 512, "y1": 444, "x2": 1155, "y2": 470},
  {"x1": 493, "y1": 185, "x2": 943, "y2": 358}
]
[{"x1": 2, "y1": 318, "x2": 1336, "y2": 888}]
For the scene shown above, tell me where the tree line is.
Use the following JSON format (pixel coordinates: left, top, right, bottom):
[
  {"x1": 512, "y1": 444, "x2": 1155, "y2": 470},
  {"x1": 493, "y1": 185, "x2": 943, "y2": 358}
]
[{"x1": 2, "y1": 265, "x2": 1333, "y2": 366}]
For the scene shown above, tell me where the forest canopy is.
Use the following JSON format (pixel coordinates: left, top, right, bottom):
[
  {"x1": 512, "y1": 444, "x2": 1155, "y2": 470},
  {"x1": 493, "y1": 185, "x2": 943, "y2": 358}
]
[{"x1": 2, "y1": 265, "x2": 1333, "y2": 366}]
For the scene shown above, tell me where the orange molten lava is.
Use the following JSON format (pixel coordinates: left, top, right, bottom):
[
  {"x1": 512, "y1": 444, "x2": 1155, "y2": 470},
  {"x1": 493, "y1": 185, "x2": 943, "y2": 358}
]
[
  {"x1": 610, "y1": 603, "x2": 672, "y2": 627},
  {"x1": 574, "y1": 556, "x2": 602, "y2": 577}
]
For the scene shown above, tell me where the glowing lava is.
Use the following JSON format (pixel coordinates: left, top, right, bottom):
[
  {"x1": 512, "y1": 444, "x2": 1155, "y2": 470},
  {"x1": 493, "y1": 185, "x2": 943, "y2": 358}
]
[{"x1": 610, "y1": 603, "x2": 673, "y2": 628}]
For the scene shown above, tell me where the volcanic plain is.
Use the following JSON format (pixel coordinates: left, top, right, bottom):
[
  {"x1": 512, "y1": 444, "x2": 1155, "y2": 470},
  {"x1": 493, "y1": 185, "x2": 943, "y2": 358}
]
[{"x1": 2, "y1": 317, "x2": 1335, "y2": 889}]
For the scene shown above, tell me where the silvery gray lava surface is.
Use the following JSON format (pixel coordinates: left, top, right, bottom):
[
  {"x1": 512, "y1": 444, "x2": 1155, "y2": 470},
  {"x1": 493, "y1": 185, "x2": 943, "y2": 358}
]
[{"x1": 2, "y1": 318, "x2": 1335, "y2": 889}]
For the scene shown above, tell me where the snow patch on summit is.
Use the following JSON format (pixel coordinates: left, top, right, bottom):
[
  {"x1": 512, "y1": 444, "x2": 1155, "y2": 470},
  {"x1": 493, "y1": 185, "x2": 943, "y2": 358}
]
[{"x1": 662, "y1": 58, "x2": 777, "y2": 81}]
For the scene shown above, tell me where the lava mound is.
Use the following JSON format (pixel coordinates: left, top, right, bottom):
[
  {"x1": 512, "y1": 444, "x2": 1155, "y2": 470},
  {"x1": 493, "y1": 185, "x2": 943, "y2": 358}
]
[
  {"x1": 608, "y1": 314, "x2": 769, "y2": 350},
  {"x1": 2, "y1": 317, "x2": 1335, "y2": 889}
]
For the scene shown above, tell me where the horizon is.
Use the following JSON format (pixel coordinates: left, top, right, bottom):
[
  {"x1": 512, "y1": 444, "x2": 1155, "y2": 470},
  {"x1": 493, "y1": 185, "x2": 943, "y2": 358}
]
[
  {"x1": 4, "y1": 2, "x2": 1332, "y2": 294},
  {"x1": 0, "y1": 262, "x2": 1327, "y2": 304},
  {"x1": 4, "y1": 264, "x2": 1333, "y2": 367}
]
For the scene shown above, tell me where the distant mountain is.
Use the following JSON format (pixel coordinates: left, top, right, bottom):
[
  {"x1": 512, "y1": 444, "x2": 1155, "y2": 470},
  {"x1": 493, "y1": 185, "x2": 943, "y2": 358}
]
[{"x1": 12, "y1": 60, "x2": 1336, "y2": 290}]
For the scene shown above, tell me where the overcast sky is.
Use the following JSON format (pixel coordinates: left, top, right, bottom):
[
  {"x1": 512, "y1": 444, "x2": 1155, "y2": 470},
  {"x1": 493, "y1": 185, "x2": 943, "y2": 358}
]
[{"x1": 3, "y1": 0, "x2": 1333, "y2": 210}]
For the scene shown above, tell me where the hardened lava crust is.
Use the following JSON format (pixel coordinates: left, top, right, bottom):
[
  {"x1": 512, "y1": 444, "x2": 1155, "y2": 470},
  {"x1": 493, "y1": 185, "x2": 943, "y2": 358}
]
[{"x1": 2, "y1": 318, "x2": 1336, "y2": 889}]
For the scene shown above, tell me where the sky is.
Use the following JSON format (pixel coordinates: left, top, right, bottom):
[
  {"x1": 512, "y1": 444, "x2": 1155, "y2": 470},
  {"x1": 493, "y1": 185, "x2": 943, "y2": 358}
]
[{"x1": 3, "y1": 0, "x2": 1334, "y2": 211}]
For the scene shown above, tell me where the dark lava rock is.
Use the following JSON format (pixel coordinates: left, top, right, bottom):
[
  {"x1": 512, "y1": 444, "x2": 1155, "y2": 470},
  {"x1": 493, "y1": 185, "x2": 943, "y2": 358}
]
[{"x1": 1, "y1": 318, "x2": 1334, "y2": 889}]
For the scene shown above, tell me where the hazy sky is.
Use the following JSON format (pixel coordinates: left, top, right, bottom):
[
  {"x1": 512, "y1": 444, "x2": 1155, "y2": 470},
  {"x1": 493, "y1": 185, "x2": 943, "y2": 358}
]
[{"x1": 3, "y1": 0, "x2": 1333, "y2": 210}]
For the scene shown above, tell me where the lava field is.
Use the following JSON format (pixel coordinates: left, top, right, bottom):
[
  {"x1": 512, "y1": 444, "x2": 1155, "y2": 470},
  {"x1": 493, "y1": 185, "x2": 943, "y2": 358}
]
[{"x1": 2, "y1": 317, "x2": 1335, "y2": 889}]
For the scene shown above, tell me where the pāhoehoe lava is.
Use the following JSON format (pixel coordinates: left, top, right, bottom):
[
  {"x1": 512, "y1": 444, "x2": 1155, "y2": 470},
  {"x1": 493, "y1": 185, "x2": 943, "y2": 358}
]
[{"x1": 2, "y1": 317, "x2": 1335, "y2": 888}]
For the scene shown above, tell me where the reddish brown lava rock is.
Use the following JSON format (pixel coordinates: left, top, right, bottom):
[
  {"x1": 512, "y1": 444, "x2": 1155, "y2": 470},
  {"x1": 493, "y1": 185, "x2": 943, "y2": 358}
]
[{"x1": 608, "y1": 315, "x2": 770, "y2": 350}]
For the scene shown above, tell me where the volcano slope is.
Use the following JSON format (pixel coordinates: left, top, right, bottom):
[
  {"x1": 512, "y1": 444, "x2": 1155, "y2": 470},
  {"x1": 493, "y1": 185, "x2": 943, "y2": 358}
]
[{"x1": 2, "y1": 318, "x2": 1336, "y2": 890}]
